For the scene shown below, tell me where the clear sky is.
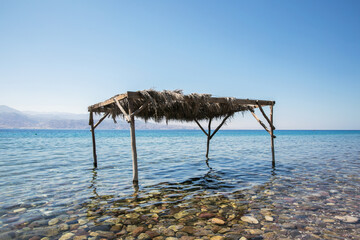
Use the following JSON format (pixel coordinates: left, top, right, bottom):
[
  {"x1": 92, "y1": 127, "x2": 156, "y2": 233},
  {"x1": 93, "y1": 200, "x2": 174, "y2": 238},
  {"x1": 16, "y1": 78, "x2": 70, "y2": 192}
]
[{"x1": 0, "y1": 0, "x2": 359, "y2": 129}]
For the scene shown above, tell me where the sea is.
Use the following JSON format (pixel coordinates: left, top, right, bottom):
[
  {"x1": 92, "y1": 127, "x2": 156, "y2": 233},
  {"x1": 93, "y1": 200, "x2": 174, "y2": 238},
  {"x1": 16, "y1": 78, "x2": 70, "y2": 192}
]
[{"x1": 0, "y1": 129, "x2": 359, "y2": 239}]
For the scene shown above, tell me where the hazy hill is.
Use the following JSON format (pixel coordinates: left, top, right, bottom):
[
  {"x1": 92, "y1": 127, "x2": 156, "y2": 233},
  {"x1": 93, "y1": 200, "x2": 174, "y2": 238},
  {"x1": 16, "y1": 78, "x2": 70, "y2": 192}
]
[{"x1": 0, "y1": 105, "x2": 192, "y2": 130}]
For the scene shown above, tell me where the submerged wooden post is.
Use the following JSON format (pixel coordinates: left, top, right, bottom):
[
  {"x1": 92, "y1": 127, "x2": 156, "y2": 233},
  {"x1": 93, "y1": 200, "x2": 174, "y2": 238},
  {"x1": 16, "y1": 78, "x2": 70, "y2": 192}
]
[
  {"x1": 89, "y1": 111, "x2": 97, "y2": 168},
  {"x1": 206, "y1": 118, "x2": 212, "y2": 159},
  {"x1": 270, "y1": 104, "x2": 275, "y2": 167},
  {"x1": 128, "y1": 99, "x2": 139, "y2": 185}
]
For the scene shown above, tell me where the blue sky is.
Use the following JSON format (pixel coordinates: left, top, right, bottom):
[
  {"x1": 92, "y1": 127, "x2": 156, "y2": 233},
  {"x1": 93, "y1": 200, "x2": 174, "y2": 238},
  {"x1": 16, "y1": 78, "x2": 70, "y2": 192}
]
[{"x1": 0, "y1": 0, "x2": 359, "y2": 129}]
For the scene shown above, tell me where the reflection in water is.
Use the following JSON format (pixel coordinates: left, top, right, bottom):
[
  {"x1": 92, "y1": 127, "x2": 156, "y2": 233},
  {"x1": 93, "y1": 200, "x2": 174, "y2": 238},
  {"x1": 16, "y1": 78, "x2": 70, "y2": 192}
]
[
  {"x1": 205, "y1": 158, "x2": 212, "y2": 170},
  {"x1": 86, "y1": 163, "x2": 278, "y2": 214},
  {"x1": 89, "y1": 168, "x2": 100, "y2": 199},
  {"x1": 271, "y1": 164, "x2": 276, "y2": 176}
]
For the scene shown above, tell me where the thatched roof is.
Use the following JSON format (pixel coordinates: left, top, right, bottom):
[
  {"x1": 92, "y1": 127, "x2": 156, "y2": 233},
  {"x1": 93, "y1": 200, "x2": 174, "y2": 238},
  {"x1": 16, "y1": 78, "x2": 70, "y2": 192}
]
[{"x1": 88, "y1": 89, "x2": 275, "y2": 123}]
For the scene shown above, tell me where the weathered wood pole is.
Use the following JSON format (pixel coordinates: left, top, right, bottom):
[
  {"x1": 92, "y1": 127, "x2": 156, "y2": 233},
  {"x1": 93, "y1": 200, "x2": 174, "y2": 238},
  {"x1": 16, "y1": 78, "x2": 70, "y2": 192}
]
[
  {"x1": 128, "y1": 99, "x2": 139, "y2": 185},
  {"x1": 270, "y1": 104, "x2": 275, "y2": 167},
  {"x1": 89, "y1": 111, "x2": 97, "y2": 168},
  {"x1": 206, "y1": 118, "x2": 212, "y2": 159}
]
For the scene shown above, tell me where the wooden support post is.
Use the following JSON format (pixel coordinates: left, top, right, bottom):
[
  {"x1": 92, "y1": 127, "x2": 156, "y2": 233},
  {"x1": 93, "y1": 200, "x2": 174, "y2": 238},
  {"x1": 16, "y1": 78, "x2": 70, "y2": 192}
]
[
  {"x1": 206, "y1": 118, "x2": 212, "y2": 159},
  {"x1": 89, "y1": 111, "x2": 97, "y2": 168},
  {"x1": 128, "y1": 99, "x2": 139, "y2": 185},
  {"x1": 210, "y1": 114, "x2": 230, "y2": 139},
  {"x1": 270, "y1": 105, "x2": 275, "y2": 167},
  {"x1": 194, "y1": 119, "x2": 208, "y2": 136}
]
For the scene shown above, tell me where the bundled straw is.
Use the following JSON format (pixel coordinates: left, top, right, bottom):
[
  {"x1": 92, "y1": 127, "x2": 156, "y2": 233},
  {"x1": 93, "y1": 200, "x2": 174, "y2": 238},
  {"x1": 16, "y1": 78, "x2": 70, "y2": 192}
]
[{"x1": 92, "y1": 89, "x2": 250, "y2": 123}]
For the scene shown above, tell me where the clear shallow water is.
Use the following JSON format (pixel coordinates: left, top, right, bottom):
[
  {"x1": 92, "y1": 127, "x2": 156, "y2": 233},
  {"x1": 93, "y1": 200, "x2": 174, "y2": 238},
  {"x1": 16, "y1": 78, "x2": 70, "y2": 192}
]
[{"x1": 0, "y1": 130, "x2": 359, "y2": 239}]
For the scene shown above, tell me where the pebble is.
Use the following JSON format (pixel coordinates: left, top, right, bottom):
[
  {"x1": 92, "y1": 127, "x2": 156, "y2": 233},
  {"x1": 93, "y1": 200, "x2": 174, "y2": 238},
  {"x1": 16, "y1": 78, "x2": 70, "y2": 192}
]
[
  {"x1": 241, "y1": 216, "x2": 259, "y2": 224},
  {"x1": 169, "y1": 225, "x2": 184, "y2": 232},
  {"x1": 146, "y1": 230, "x2": 160, "y2": 238},
  {"x1": 43, "y1": 226, "x2": 60, "y2": 236},
  {"x1": 133, "y1": 226, "x2": 146, "y2": 236},
  {"x1": 210, "y1": 218, "x2": 225, "y2": 225},
  {"x1": 182, "y1": 226, "x2": 195, "y2": 234},
  {"x1": 179, "y1": 237, "x2": 194, "y2": 240},
  {"x1": 97, "y1": 230, "x2": 115, "y2": 238},
  {"x1": 78, "y1": 218, "x2": 88, "y2": 225},
  {"x1": 126, "y1": 213, "x2": 140, "y2": 219},
  {"x1": 199, "y1": 212, "x2": 215, "y2": 219},
  {"x1": 210, "y1": 236, "x2": 224, "y2": 240},
  {"x1": 262, "y1": 232, "x2": 276, "y2": 240},
  {"x1": 334, "y1": 215, "x2": 359, "y2": 223},
  {"x1": 265, "y1": 216, "x2": 274, "y2": 222},
  {"x1": 245, "y1": 229, "x2": 263, "y2": 234},
  {"x1": 174, "y1": 211, "x2": 189, "y2": 219},
  {"x1": 59, "y1": 232, "x2": 75, "y2": 240},
  {"x1": 13, "y1": 208, "x2": 26, "y2": 213},
  {"x1": 218, "y1": 227, "x2": 230, "y2": 234},
  {"x1": 127, "y1": 225, "x2": 138, "y2": 232},
  {"x1": 48, "y1": 218, "x2": 59, "y2": 226},
  {"x1": 282, "y1": 223, "x2": 297, "y2": 229},
  {"x1": 138, "y1": 233, "x2": 150, "y2": 240},
  {"x1": 73, "y1": 236, "x2": 87, "y2": 240},
  {"x1": 264, "y1": 190, "x2": 275, "y2": 195}
]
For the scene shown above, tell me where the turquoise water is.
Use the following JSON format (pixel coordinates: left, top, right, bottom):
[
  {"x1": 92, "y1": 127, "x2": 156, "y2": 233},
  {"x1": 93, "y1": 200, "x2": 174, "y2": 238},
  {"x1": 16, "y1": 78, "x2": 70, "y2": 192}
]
[{"x1": 0, "y1": 130, "x2": 359, "y2": 239}]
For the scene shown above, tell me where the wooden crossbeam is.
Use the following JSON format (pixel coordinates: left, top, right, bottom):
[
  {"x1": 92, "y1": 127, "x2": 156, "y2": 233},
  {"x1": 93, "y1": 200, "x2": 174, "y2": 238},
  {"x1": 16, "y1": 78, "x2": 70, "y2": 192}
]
[
  {"x1": 130, "y1": 100, "x2": 150, "y2": 117},
  {"x1": 210, "y1": 114, "x2": 231, "y2": 139},
  {"x1": 194, "y1": 119, "x2": 208, "y2": 136},
  {"x1": 114, "y1": 98, "x2": 130, "y2": 122},
  {"x1": 93, "y1": 112, "x2": 110, "y2": 129},
  {"x1": 88, "y1": 93, "x2": 127, "y2": 111},
  {"x1": 257, "y1": 102, "x2": 275, "y2": 130}
]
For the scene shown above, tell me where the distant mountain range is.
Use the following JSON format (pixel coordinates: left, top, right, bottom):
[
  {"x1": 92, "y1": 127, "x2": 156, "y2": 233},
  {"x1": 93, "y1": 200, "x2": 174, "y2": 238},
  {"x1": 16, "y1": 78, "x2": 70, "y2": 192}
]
[{"x1": 0, "y1": 105, "x2": 193, "y2": 130}]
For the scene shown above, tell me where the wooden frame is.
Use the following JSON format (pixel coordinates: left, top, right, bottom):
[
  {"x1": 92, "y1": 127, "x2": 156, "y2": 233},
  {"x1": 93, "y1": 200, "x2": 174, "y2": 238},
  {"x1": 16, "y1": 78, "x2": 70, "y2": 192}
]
[{"x1": 88, "y1": 91, "x2": 276, "y2": 186}]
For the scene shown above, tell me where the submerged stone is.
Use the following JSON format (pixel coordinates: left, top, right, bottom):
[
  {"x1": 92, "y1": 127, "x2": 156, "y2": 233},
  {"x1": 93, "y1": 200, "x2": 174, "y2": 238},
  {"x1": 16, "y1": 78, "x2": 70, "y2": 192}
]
[
  {"x1": 241, "y1": 216, "x2": 259, "y2": 224},
  {"x1": 182, "y1": 226, "x2": 195, "y2": 234},
  {"x1": 210, "y1": 218, "x2": 225, "y2": 225},
  {"x1": 138, "y1": 233, "x2": 151, "y2": 240},
  {"x1": 13, "y1": 208, "x2": 26, "y2": 213},
  {"x1": 199, "y1": 212, "x2": 215, "y2": 219},
  {"x1": 211, "y1": 236, "x2": 225, "y2": 240},
  {"x1": 59, "y1": 232, "x2": 75, "y2": 240},
  {"x1": 73, "y1": 236, "x2": 87, "y2": 240},
  {"x1": 48, "y1": 218, "x2": 59, "y2": 226},
  {"x1": 132, "y1": 226, "x2": 146, "y2": 236},
  {"x1": 168, "y1": 225, "x2": 184, "y2": 232},
  {"x1": 334, "y1": 215, "x2": 359, "y2": 223},
  {"x1": 174, "y1": 211, "x2": 189, "y2": 219},
  {"x1": 78, "y1": 219, "x2": 88, "y2": 225},
  {"x1": 245, "y1": 229, "x2": 263, "y2": 235}
]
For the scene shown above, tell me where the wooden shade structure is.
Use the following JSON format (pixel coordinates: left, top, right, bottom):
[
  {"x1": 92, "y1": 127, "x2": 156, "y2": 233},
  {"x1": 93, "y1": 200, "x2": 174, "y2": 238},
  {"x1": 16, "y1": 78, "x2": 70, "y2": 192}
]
[{"x1": 88, "y1": 90, "x2": 276, "y2": 185}]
